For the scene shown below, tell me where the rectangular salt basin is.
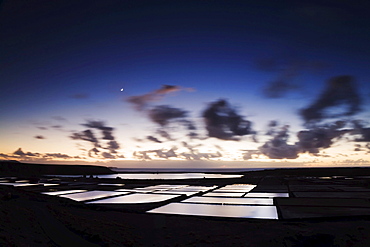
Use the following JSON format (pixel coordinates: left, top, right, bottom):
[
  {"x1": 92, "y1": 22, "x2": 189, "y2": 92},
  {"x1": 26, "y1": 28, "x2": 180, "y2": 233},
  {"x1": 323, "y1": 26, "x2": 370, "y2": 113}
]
[
  {"x1": 98, "y1": 173, "x2": 242, "y2": 180},
  {"x1": 98, "y1": 183, "x2": 125, "y2": 186},
  {"x1": 0, "y1": 182, "x2": 38, "y2": 187},
  {"x1": 143, "y1": 185, "x2": 188, "y2": 190},
  {"x1": 245, "y1": 192, "x2": 289, "y2": 198},
  {"x1": 216, "y1": 184, "x2": 256, "y2": 188},
  {"x1": 39, "y1": 183, "x2": 59, "y2": 186},
  {"x1": 115, "y1": 188, "x2": 157, "y2": 193},
  {"x1": 59, "y1": 190, "x2": 130, "y2": 201},
  {"x1": 203, "y1": 192, "x2": 246, "y2": 197},
  {"x1": 152, "y1": 191, "x2": 199, "y2": 196},
  {"x1": 148, "y1": 203, "x2": 278, "y2": 219},
  {"x1": 87, "y1": 193, "x2": 181, "y2": 204},
  {"x1": 170, "y1": 186, "x2": 217, "y2": 192},
  {"x1": 214, "y1": 184, "x2": 256, "y2": 193},
  {"x1": 183, "y1": 196, "x2": 274, "y2": 205},
  {"x1": 42, "y1": 190, "x2": 87, "y2": 196}
]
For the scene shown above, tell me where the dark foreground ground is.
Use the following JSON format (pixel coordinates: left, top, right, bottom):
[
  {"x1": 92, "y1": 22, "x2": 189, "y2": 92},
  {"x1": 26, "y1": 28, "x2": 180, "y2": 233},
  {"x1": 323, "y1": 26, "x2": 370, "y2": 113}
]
[{"x1": 1, "y1": 164, "x2": 370, "y2": 246}]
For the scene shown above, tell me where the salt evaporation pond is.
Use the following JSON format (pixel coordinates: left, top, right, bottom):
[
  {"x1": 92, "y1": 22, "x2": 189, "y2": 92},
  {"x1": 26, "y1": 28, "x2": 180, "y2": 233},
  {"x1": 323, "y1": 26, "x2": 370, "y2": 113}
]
[
  {"x1": 203, "y1": 192, "x2": 248, "y2": 197},
  {"x1": 42, "y1": 189, "x2": 87, "y2": 196},
  {"x1": 244, "y1": 192, "x2": 289, "y2": 198},
  {"x1": 97, "y1": 173, "x2": 243, "y2": 180},
  {"x1": 59, "y1": 190, "x2": 129, "y2": 202},
  {"x1": 183, "y1": 196, "x2": 274, "y2": 205},
  {"x1": 87, "y1": 193, "x2": 181, "y2": 204},
  {"x1": 148, "y1": 203, "x2": 278, "y2": 219}
]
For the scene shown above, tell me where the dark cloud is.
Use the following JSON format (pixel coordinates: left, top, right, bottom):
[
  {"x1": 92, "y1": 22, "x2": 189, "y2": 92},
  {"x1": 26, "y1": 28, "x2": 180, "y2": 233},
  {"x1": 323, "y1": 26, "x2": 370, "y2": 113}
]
[
  {"x1": 202, "y1": 99, "x2": 254, "y2": 140},
  {"x1": 259, "y1": 75, "x2": 365, "y2": 160},
  {"x1": 88, "y1": 147, "x2": 100, "y2": 157},
  {"x1": 82, "y1": 120, "x2": 114, "y2": 131},
  {"x1": 156, "y1": 129, "x2": 174, "y2": 141},
  {"x1": 242, "y1": 150, "x2": 260, "y2": 160},
  {"x1": 179, "y1": 142, "x2": 222, "y2": 160},
  {"x1": 13, "y1": 148, "x2": 39, "y2": 157},
  {"x1": 259, "y1": 121, "x2": 351, "y2": 159},
  {"x1": 43, "y1": 153, "x2": 74, "y2": 159},
  {"x1": 133, "y1": 151, "x2": 152, "y2": 160},
  {"x1": 259, "y1": 141, "x2": 299, "y2": 159},
  {"x1": 180, "y1": 119, "x2": 197, "y2": 130},
  {"x1": 6, "y1": 148, "x2": 79, "y2": 161},
  {"x1": 71, "y1": 120, "x2": 121, "y2": 159},
  {"x1": 147, "y1": 136, "x2": 162, "y2": 143},
  {"x1": 266, "y1": 120, "x2": 279, "y2": 135},
  {"x1": 132, "y1": 147, "x2": 222, "y2": 161},
  {"x1": 180, "y1": 150, "x2": 222, "y2": 160},
  {"x1": 127, "y1": 85, "x2": 183, "y2": 111},
  {"x1": 81, "y1": 120, "x2": 116, "y2": 141},
  {"x1": 107, "y1": 140, "x2": 120, "y2": 153},
  {"x1": 51, "y1": 125, "x2": 62, "y2": 129},
  {"x1": 150, "y1": 149, "x2": 178, "y2": 159},
  {"x1": 300, "y1": 75, "x2": 361, "y2": 123},
  {"x1": 69, "y1": 93, "x2": 89, "y2": 99},
  {"x1": 187, "y1": 132, "x2": 200, "y2": 139},
  {"x1": 101, "y1": 152, "x2": 115, "y2": 159},
  {"x1": 128, "y1": 85, "x2": 199, "y2": 145},
  {"x1": 34, "y1": 135, "x2": 45, "y2": 139},
  {"x1": 148, "y1": 105, "x2": 188, "y2": 126},
  {"x1": 297, "y1": 122, "x2": 349, "y2": 154},
  {"x1": 37, "y1": 126, "x2": 48, "y2": 130},
  {"x1": 259, "y1": 125, "x2": 299, "y2": 159},
  {"x1": 352, "y1": 120, "x2": 370, "y2": 142},
  {"x1": 182, "y1": 141, "x2": 202, "y2": 150},
  {"x1": 101, "y1": 130, "x2": 114, "y2": 140},
  {"x1": 70, "y1": 129, "x2": 99, "y2": 145}
]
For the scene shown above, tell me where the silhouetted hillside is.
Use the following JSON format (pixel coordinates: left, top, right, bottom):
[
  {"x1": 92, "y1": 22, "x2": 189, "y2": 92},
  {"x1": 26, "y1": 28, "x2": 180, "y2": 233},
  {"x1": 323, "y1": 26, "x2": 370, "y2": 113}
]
[{"x1": 0, "y1": 161, "x2": 114, "y2": 176}]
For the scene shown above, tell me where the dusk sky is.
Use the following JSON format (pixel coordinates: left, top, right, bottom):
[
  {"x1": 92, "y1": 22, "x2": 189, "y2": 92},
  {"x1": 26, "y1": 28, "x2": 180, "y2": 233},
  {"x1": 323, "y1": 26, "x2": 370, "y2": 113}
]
[{"x1": 1, "y1": 0, "x2": 370, "y2": 168}]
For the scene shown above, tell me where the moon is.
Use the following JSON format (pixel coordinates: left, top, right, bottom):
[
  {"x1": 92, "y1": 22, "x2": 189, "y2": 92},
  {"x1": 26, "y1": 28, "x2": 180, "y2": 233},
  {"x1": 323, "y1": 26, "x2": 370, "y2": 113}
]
[{"x1": 120, "y1": 88, "x2": 124, "y2": 92}]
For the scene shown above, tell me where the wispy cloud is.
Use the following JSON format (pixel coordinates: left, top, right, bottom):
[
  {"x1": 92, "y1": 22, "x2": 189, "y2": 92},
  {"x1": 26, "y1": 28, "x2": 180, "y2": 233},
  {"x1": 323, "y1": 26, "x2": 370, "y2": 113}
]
[
  {"x1": 300, "y1": 75, "x2": 361, "y2": 124},
  {"x1": 127, "y1": 85, "x2": 186, "y2": 111},
  {"x1": 70, "y1": 120, "x2": 121, "y2": 159}
]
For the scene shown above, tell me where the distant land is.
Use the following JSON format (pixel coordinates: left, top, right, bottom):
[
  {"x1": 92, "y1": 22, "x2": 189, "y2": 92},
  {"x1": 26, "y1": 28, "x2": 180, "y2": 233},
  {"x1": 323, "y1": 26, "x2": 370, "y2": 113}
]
[{"x1": 0, "y1": 160, "x2": 114, "y2": 176}]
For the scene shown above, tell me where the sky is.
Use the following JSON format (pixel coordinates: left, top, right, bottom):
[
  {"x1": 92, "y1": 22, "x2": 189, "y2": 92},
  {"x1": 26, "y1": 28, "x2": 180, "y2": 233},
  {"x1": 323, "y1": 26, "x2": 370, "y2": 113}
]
[{"x1": 1, "y1": 0, "x2": 370, "y2": 168}]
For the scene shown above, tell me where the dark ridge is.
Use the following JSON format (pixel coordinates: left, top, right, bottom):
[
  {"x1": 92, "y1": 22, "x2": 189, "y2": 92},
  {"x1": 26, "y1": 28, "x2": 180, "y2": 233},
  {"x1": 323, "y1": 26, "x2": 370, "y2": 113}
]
[
  {"x1": 0, "y1": 161, "x2": 115, "y2": 176},
  {"x1": 241, "y1": 167, "x2": 370, "y2": 178}
]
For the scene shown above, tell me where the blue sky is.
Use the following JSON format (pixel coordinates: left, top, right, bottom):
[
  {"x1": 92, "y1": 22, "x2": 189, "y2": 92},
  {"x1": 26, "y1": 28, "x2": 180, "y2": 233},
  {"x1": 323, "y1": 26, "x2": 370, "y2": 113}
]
[{"x1": 1, "y1": 0, "x2": 370, "y2": 167}]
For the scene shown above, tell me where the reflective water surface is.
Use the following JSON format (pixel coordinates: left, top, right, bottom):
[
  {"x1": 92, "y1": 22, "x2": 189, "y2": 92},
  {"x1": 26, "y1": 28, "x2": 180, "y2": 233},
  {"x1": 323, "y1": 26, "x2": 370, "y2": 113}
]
[
  {"x1": 0, "y1": 182, "x2": 38, "y2": 187},
  {"x1": 183, "y1": 196, "x2": 274, "y2": 205},
  {"x1": 214, "y1": 184, "x2": 256, "y2": 193},
  {"x1": 148, "y1": 203, "x2": 278, "y2": 219},
  {"x1": 244, "y1": 192, "x2": 289, "y2": 198},
  {"x1": 42, "y1": 189, "x2": 87, "y2": 195},
  {"x1": 203, "y1": 192, "x2": 247, "y2": 197},
  {"x1": 97, "y1": 173, "x2": 243, "y2": 180},
  {"x1": 87, "y1": 193, "x2": 181, "y2": 204},
  {"x1": 59, "y1": 190, "x2": 129, "y2": 201},
  {"x1": 152, "y1": 191, "x2": 199, "y2": 196}
]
